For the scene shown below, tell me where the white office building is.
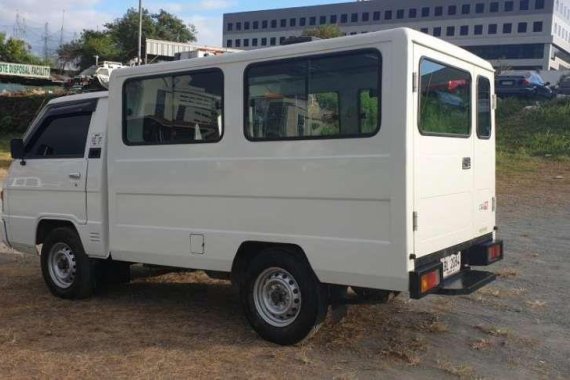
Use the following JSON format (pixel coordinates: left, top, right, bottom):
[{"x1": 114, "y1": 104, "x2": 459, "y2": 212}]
[{"x1": 223, "y1": 0, "x2": 570, "y2": 70}]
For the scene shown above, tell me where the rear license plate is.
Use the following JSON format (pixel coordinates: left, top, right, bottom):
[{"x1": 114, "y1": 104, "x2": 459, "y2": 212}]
[
  {"x1": 441, "y1": 252, "x2": 461, "y2": 278},
  {"x1": 501, "y1": 80, "x2": 514, "y2": 86}
]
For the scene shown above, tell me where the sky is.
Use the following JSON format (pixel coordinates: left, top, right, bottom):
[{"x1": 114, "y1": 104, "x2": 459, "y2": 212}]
[{"x1": 0, "y1": 0, "x2": 341, "y2": 56}]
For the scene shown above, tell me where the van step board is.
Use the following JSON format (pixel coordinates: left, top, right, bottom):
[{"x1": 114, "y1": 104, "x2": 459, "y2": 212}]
[{"x1": 436, "y1": 270, "x2": 496, "y2": 296}]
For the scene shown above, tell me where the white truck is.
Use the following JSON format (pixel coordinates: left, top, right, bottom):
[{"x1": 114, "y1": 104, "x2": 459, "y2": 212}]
[{"x1": 1, "y1": 28, "x2": 503, "y2": 345}]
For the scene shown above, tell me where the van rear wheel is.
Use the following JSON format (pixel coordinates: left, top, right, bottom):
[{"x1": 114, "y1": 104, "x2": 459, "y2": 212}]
[
  {"x1": 41, "y1": 227, "x2": 96, "y2": 299},
  {"x1": 240, "y1": 248, "x2": 327, "y2": 345}
]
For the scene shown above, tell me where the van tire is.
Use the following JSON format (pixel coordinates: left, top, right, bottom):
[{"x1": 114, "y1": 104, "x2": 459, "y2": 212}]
[
  {"x1": 240, "y1": 248, "x2": 327, "y2": 345},
  {"x1": 41, "y1": 227, "x2": 96, "y2": 299}
]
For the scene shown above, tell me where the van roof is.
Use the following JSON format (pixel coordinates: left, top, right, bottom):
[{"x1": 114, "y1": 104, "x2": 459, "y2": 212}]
[
  {"x1": 49, "y1": 91, "x2": 108, "y2": 104},
  {"x1": 112, "y1": 27, "x2": 493, "y2": 82}
]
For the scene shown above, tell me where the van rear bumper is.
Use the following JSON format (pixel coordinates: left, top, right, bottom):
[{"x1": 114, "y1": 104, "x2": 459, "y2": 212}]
[{"x1": 409, "y1": 235, "x2": 503, "y2": 299}]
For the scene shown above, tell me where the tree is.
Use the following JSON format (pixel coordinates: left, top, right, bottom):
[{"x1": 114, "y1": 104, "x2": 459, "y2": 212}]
[
  {"x1": 302, "y1": 25, "x2": 344, "y2": 39},
  {"x1": 0, "y1": 32, "x2": 45, "y2": 65},
  {"x1": 58, "y1": 8, "x2": 197, "y2": 69}
]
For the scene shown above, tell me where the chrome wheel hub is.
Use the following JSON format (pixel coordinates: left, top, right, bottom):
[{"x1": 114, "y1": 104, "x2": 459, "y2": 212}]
[
  {"x1": 48, "y1": 243, "x2": 77, "y2": 289},
  {"x1": 253, "y1": 267, "x2": 302, "y2": 327}
]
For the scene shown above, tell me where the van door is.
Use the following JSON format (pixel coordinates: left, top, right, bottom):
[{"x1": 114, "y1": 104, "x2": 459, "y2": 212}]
[
  {"x1": 412, "y1": 45, "x2": 475, "y2": 258},
  {"x1": 5, "y1": 100, "x2": 95, "y2": 249},
  {"x1": 473, "y1": 76, "x2": 496, "y2": 237}
]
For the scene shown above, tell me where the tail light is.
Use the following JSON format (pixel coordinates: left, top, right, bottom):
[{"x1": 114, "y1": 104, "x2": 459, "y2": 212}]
[
  {"x1": 465, "y1": 240, "x2": 504, "y2": 266},
  {"x1": 522, "y1": 79, "x2": 530, "y2": 85},
  {"x1": 420, "y1": 269, "x2": 441, "y2": 293},
  {"x1": 487, "y1": 244, "x2": 502, "y2": 263}
]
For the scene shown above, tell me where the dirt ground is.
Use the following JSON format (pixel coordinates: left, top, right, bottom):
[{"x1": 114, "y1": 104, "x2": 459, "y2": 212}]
[{"x1": 1, "y1": 160, "x2": 569, "y2": 379}]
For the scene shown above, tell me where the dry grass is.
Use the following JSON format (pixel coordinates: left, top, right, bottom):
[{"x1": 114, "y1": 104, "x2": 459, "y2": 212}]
[
  {"x1": 474, "y1": 325, "x2": 511, "y2": 337},
  {"x1": 496, "y1": 268, "x2": 519, "y2": 278},
  {"x1": 470, "y1": 338, "x2": 493, "y2": 351},
  {"x1": 437, "y1": 360, "x2": 476, "y2": 379}
]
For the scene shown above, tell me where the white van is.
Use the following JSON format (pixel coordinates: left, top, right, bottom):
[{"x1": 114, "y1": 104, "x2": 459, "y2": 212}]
[{"x1": 1, "y1": 28, "x2": 503, "y2": 345}]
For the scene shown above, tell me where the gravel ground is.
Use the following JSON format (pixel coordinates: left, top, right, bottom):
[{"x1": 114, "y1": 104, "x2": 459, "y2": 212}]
[{"x1": 0, "y1": 160, "x2": 569, "y2": 379}]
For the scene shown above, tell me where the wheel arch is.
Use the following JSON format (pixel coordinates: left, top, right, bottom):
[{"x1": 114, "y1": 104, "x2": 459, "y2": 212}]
[
  {"x1": 36, "y1": 218, "x2": 79, "y2": 245},
  {"x1": 231, "y1": 241, "x2": 316, "y2": 287}
]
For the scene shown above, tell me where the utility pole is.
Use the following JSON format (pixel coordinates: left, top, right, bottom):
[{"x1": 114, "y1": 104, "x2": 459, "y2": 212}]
[
  {"x1": 59, "y1": 10, "x2": 65, "y2": 48},
  {"x1": 138, "y1": 0, "x2": 143, "y2": 65},
  {"x1": 43, "y1": 22, "x2": 49, "y2": 63}
]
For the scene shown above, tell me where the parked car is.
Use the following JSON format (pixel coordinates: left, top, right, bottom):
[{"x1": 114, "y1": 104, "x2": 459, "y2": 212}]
[
  {"x1": 555, "y1": 74, "x2": 570, "y2": 96},
  {"x1": 495, "y1": 72, "x2": 554, "y2": 99}
]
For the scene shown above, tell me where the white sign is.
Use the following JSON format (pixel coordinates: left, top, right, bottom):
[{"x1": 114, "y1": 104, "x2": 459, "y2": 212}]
[{"x1": 0, "y1": 61, "x2": 51, "y2": 79}]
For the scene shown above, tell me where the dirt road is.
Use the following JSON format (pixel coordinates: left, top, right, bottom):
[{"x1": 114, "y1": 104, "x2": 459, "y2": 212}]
[{"x1": 1, "y1": 160, "x2": 569, "y2": 379}]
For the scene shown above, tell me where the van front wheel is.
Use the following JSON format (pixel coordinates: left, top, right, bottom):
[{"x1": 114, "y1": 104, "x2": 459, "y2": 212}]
[
  {"x1": 41, "y1": 227, "x2": 96, "y2": 299},
  {"x1": 240, "y1": 248, "x2": 327, "y2": 345}
]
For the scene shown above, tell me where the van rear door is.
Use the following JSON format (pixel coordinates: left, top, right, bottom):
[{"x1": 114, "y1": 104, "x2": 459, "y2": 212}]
[{"x1": 412, "y1": 45, "x2": 475, "y2": 259}]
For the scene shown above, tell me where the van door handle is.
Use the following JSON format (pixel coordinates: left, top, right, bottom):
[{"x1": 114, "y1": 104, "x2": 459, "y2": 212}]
[
  {"x1": 462, "y1": 157, "x2": 471, "y2": 170},
  {"x1": 69, "y1": 172, "x2": 82, "y2": 180}
]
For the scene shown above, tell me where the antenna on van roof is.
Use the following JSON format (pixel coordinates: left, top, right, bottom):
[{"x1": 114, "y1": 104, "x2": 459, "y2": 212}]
[{"x1": 281, "y1": 36, "x2": 322, "y2": 46}]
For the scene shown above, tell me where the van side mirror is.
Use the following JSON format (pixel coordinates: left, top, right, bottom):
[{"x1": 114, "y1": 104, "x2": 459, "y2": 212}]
[{"x1": 10, "y1": 138, "x2": 25, "y2": 159}]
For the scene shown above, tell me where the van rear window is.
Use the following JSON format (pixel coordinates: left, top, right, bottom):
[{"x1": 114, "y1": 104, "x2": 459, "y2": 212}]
[
  {"x1": 123, "y1": 69, "x2": 224, "y2": 145},
  {"x1": 244, "y1": 49, "x2": 381, "y2": 140},
  {"x1": 418, "y1": 59, "x2": 471, "y2": 137}
]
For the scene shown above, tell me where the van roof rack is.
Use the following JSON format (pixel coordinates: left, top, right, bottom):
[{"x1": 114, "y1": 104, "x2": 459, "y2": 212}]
[{"x1": 281, "y1": 36, "x2": 322, "y2": 45}]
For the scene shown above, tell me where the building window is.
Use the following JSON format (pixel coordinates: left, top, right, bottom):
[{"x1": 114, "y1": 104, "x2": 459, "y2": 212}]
[
  {"x1": 236, "y1": 22, "x2": 242, "y2": 31},
  {"x1": 245, "y1": 50, "x2": 382, "y2": 140},
  {"x1": 464, "y1": 43, "x2": 544, "y2": 59},
  {"x1": 476, "y1": 3, "x2": 485, "y2": 13},
  {"x1": 520, "y1": 0, "x2": 529, "y2": 10},
  {"x1": 329, "y1": 15, "x2": 336, "y2": 23},
  {"x1": 433, "y1": 27, "x2": 442, "y2": 36},
  {"x1": 409, "y1": 9, "x2": 417, "y2": 18},
  {"x1": 280, "y1": 19, "x2": 286, "y2": 27},
  {"x1": 320, "y1": 16, "x2": 327, "y2": 24},
  {"x1": 363, "y1": 12, "x2": 369, "y2": 21},
  {"x1": 290, "y1": 18, "x2": 296, "y2": 27},
  {"x1": 446, "y1": 26, "x2": 455, "y2": 36},
  {"x1": 252, "y1": 38, "x2": 258, "y2": 47},
  {"x1": 279, "y1": 37, "x2": 285, "y2": 44},
  {"x1": 535, "y1": 0, "x2": 545, "y2": 9},
  {"x1": 227, "y1": 23, "x2": 233, "y2": 31},
  {"x1": 490, "y1": 2, "x2": 499, "y2": 12},
  {"x1": 505, "y1": 1, "x2": 514, "y2": 11},
  {"x1": 477, "y1": 77, "x2": 492, "y2": 139},
  {"x1": 270, "y1": 37, "x2": 276, "y2": 46},
  {"x1": 397, "y1": 9, "x2": 404, "y2": 19},
  {"x1": 488, "y1": 24, "x2": 498, "y2": 34},
  {"x1": 235, "y1": 39, "x2": 241, "y2": 47},
  {"x1": 262, "y1": 20, "x2": 268, "y2": 29},
  {"x1": 419, "y1": 59, "x2": 471, "y2": 137},
  {"x1": 435, "y1": 6, "x2": 443, "y2": 16},
  {"x1": 460, "y1": 25, "x2": 469, "y2": 35},
  {"x1": 244, "y1": 39, "x2": 249, "y2": 47},
  {"x1": 261, "y1": 37, "x2": 267, "y2": 46},
  {"x1": 503, "y1": 23, "x2": 512, "y2": 33},
  {"x1": 300, "y1": 18, "x2": 306, "y2": 26},
  {"x1": 253, "y1": 21, "x2": 259, "y2": 29},
  {"x1": 244, "y1": 21, "x2": 250, "y2": 30},
  {"x1": 420, "y1": 27, "x2": 428, "y2": 33},
  {"x1": 226, "y1": 39, "x2": 232, "y2": 47},
  {"x1": 271, "y1": 20, "x2": 277, "y2": 28},
  {"x1": 422, "y1": 7, "x2": 430, "y2": 17},
  {"x1": 385, "y1": 10, "x2": 393, "y2": 20},
  {"x1": 351, "y1": 13, "x2": 358, "y2": 22},
  {"x1": 341, "y1": 14, "x2": 348, "y2": 23},
  {"x1": 533, "y1": 21, "x2": 543, "y2": 32},
  {"x1": 518, "y1": 22, "x2": 527, "y2": 33},
  {"x1": 474, "y1": 25, "x2": 483, "y2": 35},
  {"x1": 373, "y1": 11, "x2": 380, "y2": 20},
  {"x1": 462, "y1": 4, "x2": 470, "y2": 14},
  {"x1": 448, "y1": 5, "x2": 457, "y2": 15},
  {"x1": 309, "y1": 16, "x2": 316, "y2": 26}
]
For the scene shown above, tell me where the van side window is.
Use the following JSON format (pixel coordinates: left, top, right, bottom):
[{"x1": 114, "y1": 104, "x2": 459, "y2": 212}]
[
  {"x1": 25, "y1": 113, "x2": 91, "y2": 158},
  {"x1": 123, "y1": 69, "x2": 223, "y2": 145},
  {"x1": 245, "y1": 50, "x2": 381, "y2": 140},
  {"x1": 477, "y1": 77, "x2": 492, "y2": 138},
  {"x1": 418, "y1": 59, "x2": 471, "y2": 137}
]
